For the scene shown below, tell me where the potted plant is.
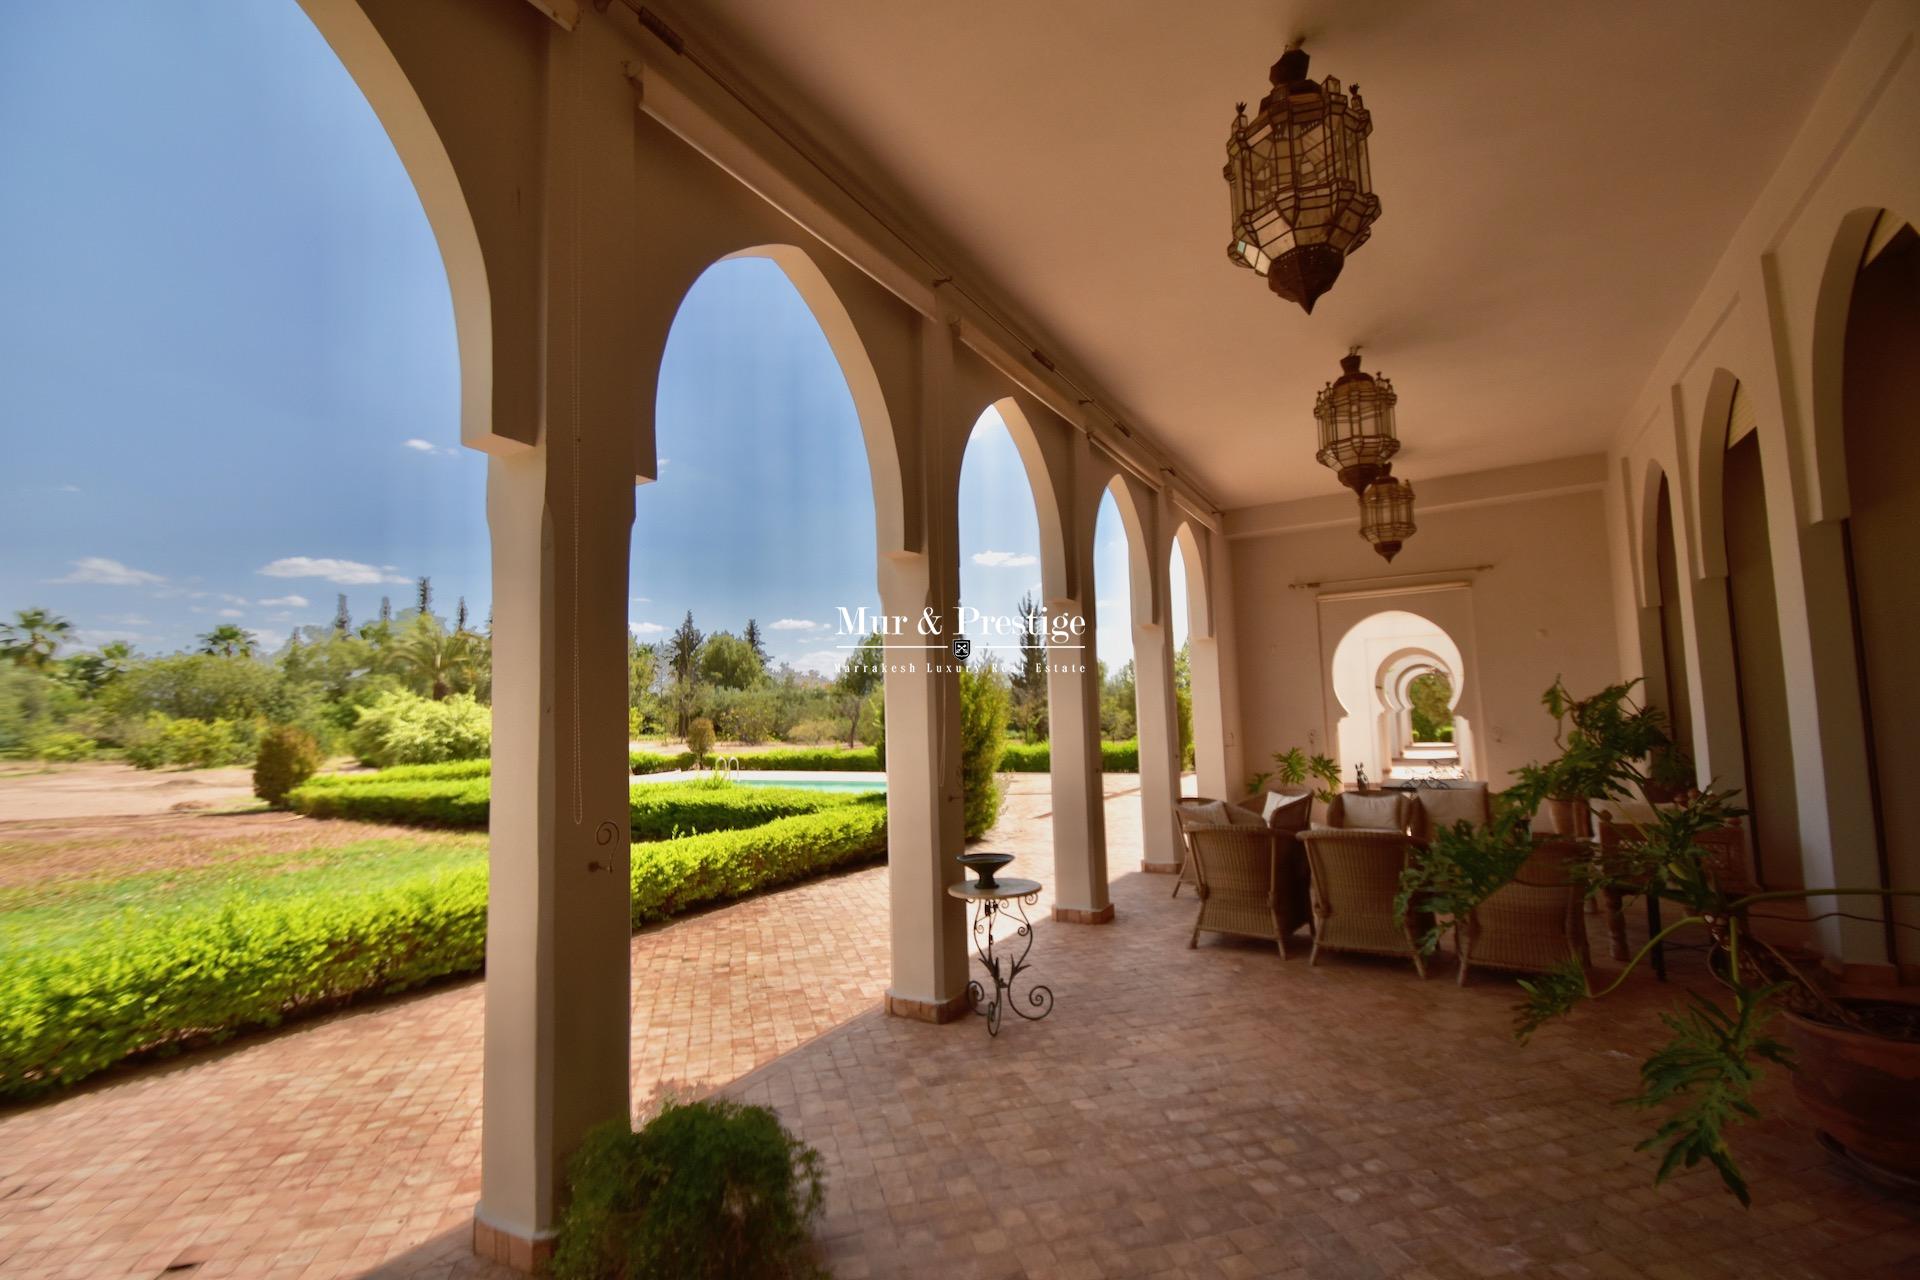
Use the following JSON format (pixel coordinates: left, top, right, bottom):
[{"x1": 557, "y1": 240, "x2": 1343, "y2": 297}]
[
  {"x1": 1643, "y1": 744, "x2": 1697, "y2": 805},
  {"x1": 1249, "y1": 745, "x2": 1343, "y2": 816},
  {"x1": 1399, "y1": 677, "x2": 1920, "y2": 1203}
]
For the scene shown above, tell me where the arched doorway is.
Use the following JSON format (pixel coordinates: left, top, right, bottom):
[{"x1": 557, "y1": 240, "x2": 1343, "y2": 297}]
[
  {"x1": 636, "y1": 253, "x2": 886, "y2": 758},
  {"x1": 1171, "y1": 520, "x2": 1229, "y2": 800},
  {"x1": 1836, "y1": 215, "x2": 1920, "y2": 969},
  {"x1": 1094, "y1": 478, "x2": 1182, "y2": 868},
  {"x1": 1326, "y1": 610, "x2": 1473, "y2": 785},
  {"x1": 956, "y1": 401, "x2": 1054, "y2": 847},
  {"x1": 1701, "y1": 377, "x2": 1799, "y2": 888}
]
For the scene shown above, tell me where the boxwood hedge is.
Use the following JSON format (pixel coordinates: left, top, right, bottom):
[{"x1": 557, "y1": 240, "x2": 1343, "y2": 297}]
[
  {"x1": 289, "y1": 772, "x2": 859, "y2": 838},
  {"x1": 628, "y1": 746, "x2": 882, "y2": 774},
  {"x1": 997, "y1": 739, "x2": 1140, "y2": 773},
  {"x1": 0, "y1": 798, "x2": 888, "y2": 1099}
]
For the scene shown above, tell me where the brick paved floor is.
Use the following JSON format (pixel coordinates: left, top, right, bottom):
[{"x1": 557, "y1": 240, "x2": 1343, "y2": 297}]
[{"x1": 3, "y1": 776, "x2": 1918, "y2": 1278}]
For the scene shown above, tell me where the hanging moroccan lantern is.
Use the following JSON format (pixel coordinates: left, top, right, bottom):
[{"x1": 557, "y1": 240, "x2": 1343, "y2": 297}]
[
  {"x1": 1314, "y1": 349, "x2": 1399, "y2": 494},
  {"x1": 1358, "y1": 476, "x2": 1416, "y2": 562},
  {"x1": 1224, "y1": 44, "x2": 1382, "y2": 314}
]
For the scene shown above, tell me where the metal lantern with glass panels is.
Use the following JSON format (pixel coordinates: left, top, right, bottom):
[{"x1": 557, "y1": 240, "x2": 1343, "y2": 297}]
[
  {"x1": 1225, "y1": 45, "x2": 1381, "y2": 314},
  {"x1": 1359, "y1": 477, "x2": 1417, "y2": 562},
  {"x1": 1314, "y1": 350, "x2": 1399, "y2": 494}
]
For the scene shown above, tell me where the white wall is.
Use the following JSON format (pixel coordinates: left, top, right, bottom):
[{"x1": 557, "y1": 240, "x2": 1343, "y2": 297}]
[{"x1": 1226, "y1": 456, "x2": 1619, "y2": 793}]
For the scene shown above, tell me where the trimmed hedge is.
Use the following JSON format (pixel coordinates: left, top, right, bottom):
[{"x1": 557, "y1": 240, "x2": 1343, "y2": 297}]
[
  {"x1": 290, "y1": 771, "x2": 856, "y2": 838},
  {"x1": 628, "y1": 745, "x2": 882, "y2": 774},
  {"x1": 631, "y1": 795, "x2": 886, "y2": 923},
  {"x1": 997, "y1": 739, "x2": 1141, "y2": 773},
  {"x1": 0, "y1": 799, "x2": 889, "y2": 1099}
]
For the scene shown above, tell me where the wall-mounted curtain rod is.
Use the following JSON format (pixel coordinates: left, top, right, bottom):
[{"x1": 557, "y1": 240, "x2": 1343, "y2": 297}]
[
  {"x1": 1289, "y1": 565, "x2": 1494, "y2": 591},
  {"x1": 603, "y1": 0, "x2": 1223, "y2": 520}
]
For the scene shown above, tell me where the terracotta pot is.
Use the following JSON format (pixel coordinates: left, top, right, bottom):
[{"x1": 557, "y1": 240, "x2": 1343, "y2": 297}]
[
  {"x1": 1544, "y1": 797, "x2": 1593, "y2": 838},
  {"x1": 1784, "y1": 1006, "x2": 1920, "y2": 1184}
]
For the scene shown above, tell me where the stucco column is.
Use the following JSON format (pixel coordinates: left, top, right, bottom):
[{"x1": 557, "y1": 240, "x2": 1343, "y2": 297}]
[
  {"x1": 882, "y1": 310, "x2": 969, "y2": 1021},
  {"x1": 1135, "y1": 622, "x2": 1185, "y2": 873},
  {"x1": 475, "y1": 20, "x2": 641, "y2": 1270},
  {"x1": 1048, "y1": 596, "x2": 1112, "y2": 922},
  {"x1": 1188, "y1": 635, "x2": 1227, "y2": 799}
]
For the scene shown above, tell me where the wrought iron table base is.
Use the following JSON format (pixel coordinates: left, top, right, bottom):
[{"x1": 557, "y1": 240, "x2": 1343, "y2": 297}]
[{"x1": 963, "y1": 890, "x2": 1054, "y2": 1036}]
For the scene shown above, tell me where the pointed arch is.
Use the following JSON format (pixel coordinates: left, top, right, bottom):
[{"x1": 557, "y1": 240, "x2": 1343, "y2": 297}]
[
  {"x1": 970, "y1": 397, "x2": 1069, "y2": 603},
  {"x1": 297, "y1": 0, "x2": 498, "y2": 452},
  {"x1": 714, "y1": 244, "x2": 906, "y2": 560}
]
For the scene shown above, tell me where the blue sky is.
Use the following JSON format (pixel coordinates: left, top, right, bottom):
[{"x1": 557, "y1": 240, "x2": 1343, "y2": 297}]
[{"x1": 0, "y1": 1, "x2": 1184, "y2": 678}]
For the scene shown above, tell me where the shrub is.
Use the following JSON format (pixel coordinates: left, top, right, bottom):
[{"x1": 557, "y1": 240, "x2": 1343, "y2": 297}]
[
  {"x1": 686, "y1": 716, "x2": 716, "y2": 759},
  {"x1": 1000, "y1": 740, "x2": 1048, "y2": 772},
  {"x1": 959, "y1": 666, "x2": 1008, "y2": 838},
  {"x1": 102, "y1": 653, "x2": 277, "y2": 726},
  {"x1": 295, "y1": 758, "x2": 493, "y2": 787},
  {"x1": 630, "y1": 748, "x2": 692, "y2": 775},
  {"x1": 122, "y1": 713, "x2": 255, "y2": 770},
  {"x1": 290, "y1": 769, "x2": 857, "y2": 838},
  {"x1": 784, "y1": 718, "x2": 843, "y2": 745},
  {"x1": 1101, "y1": 739, "x2": 1139, "y2": 772},
  {"x1": 29, "y1": 730, "x2": 97, "y2": 762},
  {"x1": 627, "y1": 745, "x2": 884, "y2": 775},
  {"x1": 350, "y1": 690, "x2": 490, "y2": 768},
  {"x1": 629, "y1": 797, "x2": 887, "y2": 923},
  {"x1": 253, "y1": 726, "x2": 323, "y2": 807},
  {"x1": 554, "y1": 1101, "x2": 825, "y2": 1280},
  {"x1": 0, "y1": 801, "x2": 887, "y2": 1099}
]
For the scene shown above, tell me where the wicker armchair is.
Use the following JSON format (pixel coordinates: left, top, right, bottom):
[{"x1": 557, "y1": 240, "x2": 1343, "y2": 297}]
[
  {"x1": 1185, "y1": 825, "x2": 1312, "y2": 956},
  {"x1": 1455, "y1": 840, "x2": 1592, "y2": 986},
  {"x1": 1173, "y1": 797, "x2": 1257, "y2": 898},
  {"x1": 1298, "y1": 827, "x2": 1432, "y2": 977}
]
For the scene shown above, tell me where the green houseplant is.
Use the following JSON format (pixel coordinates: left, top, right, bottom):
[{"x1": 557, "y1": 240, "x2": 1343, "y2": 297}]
[
  {"x1": 1399, "y1": 677, "x2": 1920, "y2": 1204},
  {"x1": 1249, "y1": 745, "x2": 1342, "y2": 804}
]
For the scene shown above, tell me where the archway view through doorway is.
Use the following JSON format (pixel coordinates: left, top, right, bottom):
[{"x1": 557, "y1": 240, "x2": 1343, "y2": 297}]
[{"x1": 1327, "y1": 609, "x2": 1475, "y2": 787}]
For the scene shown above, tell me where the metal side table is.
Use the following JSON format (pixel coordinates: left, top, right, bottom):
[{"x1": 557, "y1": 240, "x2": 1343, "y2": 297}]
[{"x1": 947, "y1": 877, "x2": 1054, "y2": 1036}]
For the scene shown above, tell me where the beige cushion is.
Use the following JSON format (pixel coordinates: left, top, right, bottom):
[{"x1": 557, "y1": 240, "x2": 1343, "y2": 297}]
[
  {"x1": 1261, "y1": 790, "x2": 1313, "y2": 833},
  {"x1": 1413, "y1": 784, "x2": 1491, "y2": 842},
  {"x1": 1226, "y1": 803, "x2": 1269, "y2": 828},
  {"x1": 1179, "y1": 800, "x2": 1232, "y2": 830},
  {"x1": 1332, "y1": 791, "x2": 1409, "y2": 832}
]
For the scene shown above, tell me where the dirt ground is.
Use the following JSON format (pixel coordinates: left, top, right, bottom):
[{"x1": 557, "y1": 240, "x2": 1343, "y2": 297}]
[
  {"x1": 0, "y1": 761, "x2": 422, "y2": 890},
  {"x1": 0, "y1": 760, "x2": 266, "y2": 823}
]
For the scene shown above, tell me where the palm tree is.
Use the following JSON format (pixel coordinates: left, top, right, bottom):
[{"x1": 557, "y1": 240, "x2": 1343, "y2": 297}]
[
  {"x1": 392, "y1": 615, "x2": 474, "y2": 700},
  {"x1": 198, "y1": 624, "x2": 255, "y2": 659},
  {"x1": 1, "y1": 608, "x2": 74, "y2": 669}
]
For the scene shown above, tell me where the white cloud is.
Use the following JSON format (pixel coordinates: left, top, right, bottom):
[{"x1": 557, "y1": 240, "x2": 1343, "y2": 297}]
[
  {"x1": 98, "y1": 612, "x2": 152, "y2": 628},
  {"x1": 771, "y1": 618, "x2": 823, "y2": 631},
  {"x1": 56, "y1": 483, "x2": 81, "y2": 493},
  {"x1": 217, "y1": 608, "x2": 244, "y2": 619},
  {"x1": 53, "y1": 557, "x2": 165, "y2": 587},
  {"x1": 404, "y1": 438, "x2": 457, "y2": 457},
  {"x1": 788, "y1": 649, "x2": 847, "y2": 676},
  {"x1": 259, "y1": 594, "x2": 309, "y2": 608},
  {"x1": 258, "y1": 557, "x2": 409, "y2": 586},
  {"x1": 630, "y1": 595, "x2": 651, "y2": 605},
  {"x1": 219, "y1": 593, "x2": 248, "y2": 606},
  {"x1": 971, "y1": 550, "x2": 1039, "y2": 568},
  {"x1": 630, "y1": 621, "x2": 666, "y2": 636}
]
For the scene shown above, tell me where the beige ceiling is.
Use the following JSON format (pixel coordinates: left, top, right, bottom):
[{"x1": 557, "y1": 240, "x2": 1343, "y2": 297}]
[{"x1": 661, "y1": 0, "x2": 1868, "y2": 509}]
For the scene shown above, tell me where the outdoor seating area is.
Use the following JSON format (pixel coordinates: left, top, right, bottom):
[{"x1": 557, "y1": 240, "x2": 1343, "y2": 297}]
[{"x1": 1177, "y1": 781, "x2": 1592, "y2": 985}]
